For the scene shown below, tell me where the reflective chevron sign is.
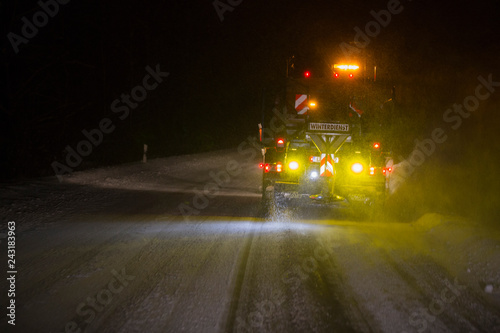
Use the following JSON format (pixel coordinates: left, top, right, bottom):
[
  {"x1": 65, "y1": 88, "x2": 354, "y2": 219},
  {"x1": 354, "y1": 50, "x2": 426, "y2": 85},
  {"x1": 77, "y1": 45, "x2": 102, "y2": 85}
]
[{"x1": 320, "y1": 153, "x2": 334, "y2": 177}]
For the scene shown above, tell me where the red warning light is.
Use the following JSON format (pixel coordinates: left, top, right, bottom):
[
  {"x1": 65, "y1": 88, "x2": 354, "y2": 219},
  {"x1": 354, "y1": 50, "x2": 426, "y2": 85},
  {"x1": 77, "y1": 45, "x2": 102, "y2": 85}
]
[
  {"x1": 304, "y1": 71, "x2": 311, "y2": 78},
  {"x1": 373, "y1": 142, "x2": 381, "y2": 149},
  {"x1": 276, "y1": 138, "x2": 285, "y2": 152},
  {"x1": 334, "y1": 73, "x2": 339, "y2": 78},
  {"x1": 349, "y1": 73, "x2": 354, "y2": 78}
]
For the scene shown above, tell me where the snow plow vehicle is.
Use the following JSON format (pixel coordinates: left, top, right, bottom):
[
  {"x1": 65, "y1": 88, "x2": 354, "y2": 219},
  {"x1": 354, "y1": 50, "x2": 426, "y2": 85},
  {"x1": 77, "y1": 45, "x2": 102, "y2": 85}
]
[{"x1": 260, "y1": 61, "x2": 395, "y2": 214}]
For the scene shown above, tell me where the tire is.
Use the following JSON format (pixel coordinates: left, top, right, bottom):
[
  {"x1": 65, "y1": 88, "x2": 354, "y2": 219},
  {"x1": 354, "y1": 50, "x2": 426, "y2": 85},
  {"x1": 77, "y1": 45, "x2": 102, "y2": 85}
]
[
  {"x1": 261, "y1": 182, "x2": 291, "y2": 218},
  {"x1": 260, "y1": 179, "x2": 275, "y2": 217}
]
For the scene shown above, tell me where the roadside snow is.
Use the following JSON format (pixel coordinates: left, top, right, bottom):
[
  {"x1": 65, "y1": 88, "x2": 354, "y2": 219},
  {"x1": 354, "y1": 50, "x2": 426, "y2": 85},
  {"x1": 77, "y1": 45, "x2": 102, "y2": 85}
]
[{"x1": 0, "y1": 149, "x2": 260, "y2": 233}]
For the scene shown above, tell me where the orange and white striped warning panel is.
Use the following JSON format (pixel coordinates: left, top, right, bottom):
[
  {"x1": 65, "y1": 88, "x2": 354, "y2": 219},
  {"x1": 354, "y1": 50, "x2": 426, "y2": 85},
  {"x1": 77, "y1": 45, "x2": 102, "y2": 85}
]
[
  {"x1": 320, "y1": 153, "x2": 334, "y2": 177},
  {"x1": 295, "y1": 94, "x2": 309, "y2": 115}
]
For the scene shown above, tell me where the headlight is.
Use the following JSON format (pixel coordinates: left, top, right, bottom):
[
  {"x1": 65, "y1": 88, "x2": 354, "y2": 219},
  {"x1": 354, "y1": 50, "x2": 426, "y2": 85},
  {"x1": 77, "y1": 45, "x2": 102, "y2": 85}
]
[
  {"x1": 351, "y1": 163, "x2": 363, "y2": 174},
  {"x1": 310, "y1": 171, "x2": 318, "y2": 179},
  {"x1": 288, "y1": 161, "x2": 299, "y2": 170}
]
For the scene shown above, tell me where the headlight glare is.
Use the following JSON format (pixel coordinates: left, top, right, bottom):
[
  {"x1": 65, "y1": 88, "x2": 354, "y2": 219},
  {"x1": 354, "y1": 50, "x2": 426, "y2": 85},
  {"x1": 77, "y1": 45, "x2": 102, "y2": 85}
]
[
  {"x1": 289, "y1": 161, "x2": 299, "y2": 170},
  {"x1": 351, "y1": 162, "x2": 363, "y2": 174}
]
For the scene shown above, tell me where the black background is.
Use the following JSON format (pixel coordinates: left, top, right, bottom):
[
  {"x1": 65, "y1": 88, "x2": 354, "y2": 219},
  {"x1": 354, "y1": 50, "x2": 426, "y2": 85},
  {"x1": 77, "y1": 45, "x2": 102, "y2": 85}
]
[{"x1": 1, "y1": 0, "x2": 499, "y2": 179}]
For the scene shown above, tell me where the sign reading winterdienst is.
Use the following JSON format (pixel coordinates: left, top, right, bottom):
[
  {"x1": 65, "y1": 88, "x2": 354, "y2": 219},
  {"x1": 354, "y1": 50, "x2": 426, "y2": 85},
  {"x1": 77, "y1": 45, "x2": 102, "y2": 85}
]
[{"x1": 308, "y1": 123, "x2": 350, "y2": 132}]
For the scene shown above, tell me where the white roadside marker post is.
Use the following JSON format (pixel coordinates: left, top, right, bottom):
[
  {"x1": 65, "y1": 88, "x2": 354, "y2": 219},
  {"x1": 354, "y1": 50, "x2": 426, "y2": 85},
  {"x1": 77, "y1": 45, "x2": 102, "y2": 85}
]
[{"x1": 143, "y1": 144, "x2": 148, "y2": 163}]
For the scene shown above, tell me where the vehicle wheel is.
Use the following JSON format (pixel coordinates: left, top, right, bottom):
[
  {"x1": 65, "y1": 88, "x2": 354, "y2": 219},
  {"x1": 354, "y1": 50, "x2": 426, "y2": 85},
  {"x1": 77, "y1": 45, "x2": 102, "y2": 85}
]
[
  {"x1": 260, "y1": 180, "x2": 276, "y2": 217},
  {"x1": 262, "y1": 178, "x2": 272, "y2": 197},
  {"x1": 273, "y1": 183, "x2": 290, "y2": 208}
]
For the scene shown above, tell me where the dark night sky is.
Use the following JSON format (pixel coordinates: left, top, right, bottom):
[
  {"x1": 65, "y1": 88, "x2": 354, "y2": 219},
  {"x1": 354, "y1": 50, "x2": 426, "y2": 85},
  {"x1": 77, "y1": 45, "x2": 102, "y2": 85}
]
[{"x1": 1, "y1": 0, "x2": 499, "y2": 179}]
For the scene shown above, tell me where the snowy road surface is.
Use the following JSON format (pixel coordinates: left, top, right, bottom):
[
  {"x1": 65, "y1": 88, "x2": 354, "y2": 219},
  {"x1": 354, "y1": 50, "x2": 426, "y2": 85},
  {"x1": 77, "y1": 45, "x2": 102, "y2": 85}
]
[{"x1": 1, "y1": 149, "x2": 499, "y2": 332}]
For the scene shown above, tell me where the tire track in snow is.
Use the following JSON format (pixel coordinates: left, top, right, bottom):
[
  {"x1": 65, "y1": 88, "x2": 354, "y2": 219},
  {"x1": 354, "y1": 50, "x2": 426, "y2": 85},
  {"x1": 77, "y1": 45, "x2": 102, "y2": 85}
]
[
  {"x1": 313, "y1": 238, "x2": 375, "y2": 332},
  {"x1": 95, "y1": 219, "x2": 255, "y2": 333},
  {"x1": 58, "y1": 219, "x2": 206, "y2": 332},
  {"x1": 19, "y1": 220, "x2": 143, "y2": 312},
  {"x1": 223, "y1": 225, "x2": 257, "y2": 333}
]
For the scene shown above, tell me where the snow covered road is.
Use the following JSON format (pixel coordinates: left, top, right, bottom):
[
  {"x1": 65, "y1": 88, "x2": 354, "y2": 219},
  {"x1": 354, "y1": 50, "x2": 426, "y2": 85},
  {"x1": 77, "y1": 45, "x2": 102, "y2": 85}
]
[{"x1": 1, "y1": 149, "x2": 499, "y2": 332}]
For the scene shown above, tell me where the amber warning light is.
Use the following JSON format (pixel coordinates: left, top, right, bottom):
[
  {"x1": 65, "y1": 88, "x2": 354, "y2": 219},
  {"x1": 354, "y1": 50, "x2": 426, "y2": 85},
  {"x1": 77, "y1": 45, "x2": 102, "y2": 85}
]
[{"x1": 334, "y1": 64, "x2": 359, "y2": 70}]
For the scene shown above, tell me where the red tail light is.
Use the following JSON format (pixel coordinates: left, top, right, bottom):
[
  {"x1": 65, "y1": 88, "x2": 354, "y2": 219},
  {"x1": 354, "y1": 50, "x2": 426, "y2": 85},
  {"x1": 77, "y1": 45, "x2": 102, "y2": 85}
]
[
  {"x1": 259, "y1": 163, "x2": 264, "y2": 169},
  {"x1": 264, "y1": 164, "x2": 270, "y2": 173},
  {"x1": 276, "y1": 138, "x2": 285, "y2": 152}
]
